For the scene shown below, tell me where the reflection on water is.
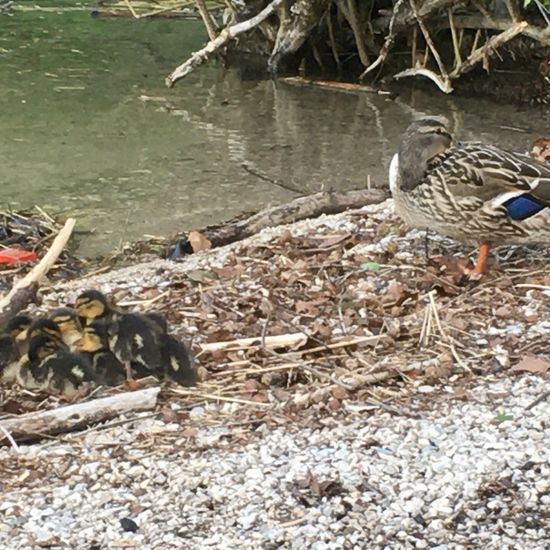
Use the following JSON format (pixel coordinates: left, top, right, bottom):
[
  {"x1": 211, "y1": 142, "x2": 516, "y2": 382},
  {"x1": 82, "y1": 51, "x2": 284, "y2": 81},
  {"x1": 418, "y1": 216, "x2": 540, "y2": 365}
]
[{"x1": 1, "y1": 8, "x2": 549, "y2": 255}]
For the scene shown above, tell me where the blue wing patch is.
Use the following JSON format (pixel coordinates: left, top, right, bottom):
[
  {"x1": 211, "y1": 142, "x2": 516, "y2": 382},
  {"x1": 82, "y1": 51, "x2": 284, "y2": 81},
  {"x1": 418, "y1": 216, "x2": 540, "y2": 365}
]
[{"x1": 503, "y1": 194, "x2": 545, "y2": 221}]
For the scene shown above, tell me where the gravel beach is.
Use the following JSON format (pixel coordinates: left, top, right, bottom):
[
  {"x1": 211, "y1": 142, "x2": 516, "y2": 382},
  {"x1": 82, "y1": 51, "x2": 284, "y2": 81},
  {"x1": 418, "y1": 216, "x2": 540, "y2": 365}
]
[{"x1": 1, "y1": 374, "x2": 548, "y2": 549}]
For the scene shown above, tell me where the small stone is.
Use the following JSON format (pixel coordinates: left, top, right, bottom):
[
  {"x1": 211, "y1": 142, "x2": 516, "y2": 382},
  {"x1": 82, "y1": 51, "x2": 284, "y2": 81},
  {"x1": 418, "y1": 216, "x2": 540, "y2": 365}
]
[{"x1": 119, "y1": 517, "x2": 139, "y2": 533}]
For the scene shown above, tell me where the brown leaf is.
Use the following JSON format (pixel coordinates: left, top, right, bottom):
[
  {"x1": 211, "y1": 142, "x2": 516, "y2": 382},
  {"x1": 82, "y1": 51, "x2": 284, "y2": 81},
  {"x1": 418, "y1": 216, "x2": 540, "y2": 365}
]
[
  {"x1": 512, "y1": 356, "x2": 550, "y2": 374},
  {"x1": 331, "y1": 386, "x2": 349, "y2": 400},
  {"x1": 188, "y1": 230, "x2": 212, "y2": 252},
  {"x1": 213, "y1": 265, "x2": 244, "y2": 279}
]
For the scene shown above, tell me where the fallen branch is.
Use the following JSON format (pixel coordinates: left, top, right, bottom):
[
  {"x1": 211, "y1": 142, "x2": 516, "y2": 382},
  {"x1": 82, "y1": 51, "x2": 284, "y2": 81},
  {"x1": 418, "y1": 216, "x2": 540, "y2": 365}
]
[
  {"x1": 281, "y1": 76, "x2": 377, "y2": 94},
  {"x1": 393, "y1": 67, "x2": 453, "y2": 93},
  {"x1": 0, "y1": 386, "x2": 160, "y2": 444},
  {"x1": 171, "y1": 188, "x2": 388, "y2": 255},
  {"x1": 0, "y1": 218, "x2": 76, "y2": 327},
  {"x1": 166, "y1": 0, "x2": 284, "y2": 86}
]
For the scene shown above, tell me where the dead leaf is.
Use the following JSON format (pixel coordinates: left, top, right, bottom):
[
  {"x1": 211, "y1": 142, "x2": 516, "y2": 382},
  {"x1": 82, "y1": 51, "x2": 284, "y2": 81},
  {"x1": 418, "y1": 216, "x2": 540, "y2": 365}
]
[
  {"x1": 511, "y1": 356, "x2": 550, "y2": 374},
  {"x1": 188, "y1": 230, "x2": 212, "y2": 252}
]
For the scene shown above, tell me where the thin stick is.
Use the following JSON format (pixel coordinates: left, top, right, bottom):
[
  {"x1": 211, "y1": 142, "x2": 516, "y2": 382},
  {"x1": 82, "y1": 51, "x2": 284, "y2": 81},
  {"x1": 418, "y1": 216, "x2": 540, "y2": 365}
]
[
  {"x1": 195, "y1": 0, "x2": 218, "y2": 40},
  {"x1": 359, "y1": 0, "x2": 404, "y2": 79},
  {"x1": 409, "y1": 0, "x2": 450, "y2": 89},
  {"x1": 448, "y1": 7, "x2": 462, "y2": 68},
  {"x1": 169, "y1": 389, "x2": 272, "y2": 407},
  {"x1": 0, "y1": 424, "x2": 20, "y2": 452}
]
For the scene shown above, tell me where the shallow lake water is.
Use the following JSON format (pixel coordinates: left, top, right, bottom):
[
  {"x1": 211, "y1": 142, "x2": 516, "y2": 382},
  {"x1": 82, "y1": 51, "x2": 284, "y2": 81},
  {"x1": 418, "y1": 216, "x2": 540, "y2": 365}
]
[{"x1": 2, "y1": 5, "x2": 549, "y2": 255}]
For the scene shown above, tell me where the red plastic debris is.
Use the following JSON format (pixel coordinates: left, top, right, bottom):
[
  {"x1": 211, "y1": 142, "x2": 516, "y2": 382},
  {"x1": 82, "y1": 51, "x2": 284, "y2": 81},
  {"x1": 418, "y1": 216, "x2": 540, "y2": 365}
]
[{"x1": 0, "y1": 248, "x2": 38, "y2": 264}]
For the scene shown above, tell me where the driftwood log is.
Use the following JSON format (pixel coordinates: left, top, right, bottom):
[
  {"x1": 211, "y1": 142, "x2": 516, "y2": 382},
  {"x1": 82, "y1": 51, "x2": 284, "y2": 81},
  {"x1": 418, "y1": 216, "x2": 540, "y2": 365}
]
[
  {"x1": 171, "y1": 188, "x2": 388, "y2": 257},
  {"x1": 0, "y1": 218, "x2": 76, "y2": 328},
  {"x1": 0, "y1": 387, "x2": 160, "y2": 444}
]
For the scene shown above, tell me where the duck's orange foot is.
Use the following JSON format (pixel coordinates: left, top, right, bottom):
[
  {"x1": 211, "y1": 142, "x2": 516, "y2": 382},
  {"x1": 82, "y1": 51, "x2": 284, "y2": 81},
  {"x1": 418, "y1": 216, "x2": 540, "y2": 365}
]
[{"x1": 463, "y1": 243, "x2": 490, "y2": 279}]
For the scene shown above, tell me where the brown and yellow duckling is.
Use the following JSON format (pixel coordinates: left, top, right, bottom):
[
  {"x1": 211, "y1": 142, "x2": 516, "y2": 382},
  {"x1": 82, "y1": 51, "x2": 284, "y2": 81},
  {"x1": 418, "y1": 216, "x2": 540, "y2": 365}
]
[
  {"x1": 0, "y1": 315, "x2": 32, "y2": 383},
  {"x1": 17, "y1": 334, "x2": 93, "y2": 398},
  {"x1": 49, "y1": 307, "x2": 83, "y2": 349},
  {"x1": 75, "y1": 290, "x2": 162, "y2": 381},
  {"x1": 74, "y1": 320, "x2": 126, "y2": 387},
  {"x1": 27, "y1": 318, "x2": 64, "y2": 343}
]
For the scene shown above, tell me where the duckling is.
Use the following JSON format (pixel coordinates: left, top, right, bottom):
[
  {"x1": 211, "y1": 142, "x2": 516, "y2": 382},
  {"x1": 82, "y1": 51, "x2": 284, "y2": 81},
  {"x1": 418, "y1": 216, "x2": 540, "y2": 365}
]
[
  {"x1": 74, "y1": 289, "x2": 120, "y2": 323},
  {"x1": 75, "y1": 290, "x2": 162, "y2": 380},
  {"x1": 0, "y1": 315, "x2": 32, "y2": 382},
  {"x1": 49, "y1": 307, "x2": 83, "y2": 348},
  {"x1": 18, "y1": 334, "x2": 93, "y2": 397},
  {"x1": 146, "y1": 312, "x2": 196, "y2": 387},
  {"x1": 27, "y1": 318, "x2": 63, "y2": 343},
  {"x1": 75, "y1": 320, "x2": 126, "y2": 387},
  {"x1": 16, "y1": 334, "x2": 58, "y2": 391}
]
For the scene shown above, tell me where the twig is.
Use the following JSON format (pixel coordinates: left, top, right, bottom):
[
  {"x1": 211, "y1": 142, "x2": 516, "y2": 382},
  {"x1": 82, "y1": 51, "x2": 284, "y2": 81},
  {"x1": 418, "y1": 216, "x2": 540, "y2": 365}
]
[
  {"x1": 360, "y1": 0, "x2": 404, "y2": 79},
  {"x1": 340, "y1": 0, "x2": 370, "y2": 66},
  {"x1": 409, "y1": 0, "x2": 450, "y2": 83},
  {"x1": 200, "y1": 333, "x2": 307, "y2": 353},
  {"x1": 0, "y1": 424, "x2": 20, "y2": 452},
  {"x1": 195, "y1": 0, "x2": 218, "y2": 40},
  {"x1": 448, "y1": 7, "x2": 462, "y2": 68},
  {"x1": 525, "y1": 390, "x2": 550, "y2": 411},
  {"x1": 169, "y1": 388, "x2": 272, "y2": 407}
]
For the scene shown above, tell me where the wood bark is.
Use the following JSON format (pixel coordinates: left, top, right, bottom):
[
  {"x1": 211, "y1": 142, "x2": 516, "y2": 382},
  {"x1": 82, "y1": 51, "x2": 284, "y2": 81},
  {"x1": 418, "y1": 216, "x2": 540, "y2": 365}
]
[
  {"x1": 172, "y1": 188, "x2": 388, "y2": 255},
  {"x1": 0, "y1": 387, "x2": 160, "y2": 444}
]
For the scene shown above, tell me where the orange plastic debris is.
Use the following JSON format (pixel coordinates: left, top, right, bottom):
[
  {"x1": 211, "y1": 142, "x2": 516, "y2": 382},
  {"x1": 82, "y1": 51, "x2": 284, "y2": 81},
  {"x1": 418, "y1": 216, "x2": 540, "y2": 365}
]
[{"x1": 0, "y1": 248, "x2": 38, "y2": 264}]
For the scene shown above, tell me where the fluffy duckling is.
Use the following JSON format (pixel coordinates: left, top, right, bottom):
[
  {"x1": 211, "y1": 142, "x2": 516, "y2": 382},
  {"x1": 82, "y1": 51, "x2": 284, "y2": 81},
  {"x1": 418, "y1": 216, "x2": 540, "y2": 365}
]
[
  {"x1": 75, "y1": 290, "x2": 162, "y2": 380},
  {"x1": 27, "y1": 318, "x2": 63, "y2": 343},
  {"x1": 75, "y1": 320, "x2": 126, "y2": 387},
  {"x1": 49, "y1": 307, "x2": 83, "y2": 348},
  {"x1": 146, "y1": 312, "x2": 196, "y2": 387},
  {"x1": 16, "y1": 334, "x2": 58, "y2": 391},
  {"x1": 0, "y1": 315, "x2": 32, "y2": 383},
  {"x1": 18, "y1": 334, "x2": 93, "y2": 397},
  {"x1": 74, "y1": 289, "x2": 120, "y2": 323}
]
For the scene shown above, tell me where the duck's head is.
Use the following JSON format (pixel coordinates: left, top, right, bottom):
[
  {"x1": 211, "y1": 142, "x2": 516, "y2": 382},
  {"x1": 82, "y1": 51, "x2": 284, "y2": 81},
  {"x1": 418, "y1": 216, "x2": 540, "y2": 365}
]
[
  {"x1": 74, "y1": 290, "x2": 111, "y2": 321},
  {"x1": 27, "y1": 318, "x2": 63, "y2": 343},
  {"x1": 4, "y1": 314, "x2": 32, "y2": 341},
  {"x1": 391, "y1": 116, "x2": 453, "y2": 192},
  {"x1": 73, "y1": 320, "x2": 108, "y2": 352},
  {"x1": 49, "y1": 307, "x2": 82, "y2": 335},
  {"x1": 28, "y1": 334, "x2": 59, "y2": 362}
]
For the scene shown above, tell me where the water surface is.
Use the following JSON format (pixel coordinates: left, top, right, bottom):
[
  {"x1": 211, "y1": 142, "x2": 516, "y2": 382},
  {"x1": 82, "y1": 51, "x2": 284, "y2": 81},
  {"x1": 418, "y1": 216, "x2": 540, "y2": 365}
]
[{"x1": 2, "y1": 5, "x2": 549, "y2": 255}]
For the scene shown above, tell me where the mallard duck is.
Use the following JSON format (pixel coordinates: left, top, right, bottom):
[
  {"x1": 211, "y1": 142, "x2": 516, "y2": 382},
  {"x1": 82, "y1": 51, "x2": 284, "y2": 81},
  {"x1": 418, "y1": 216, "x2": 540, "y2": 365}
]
[
  {"x1": 17, "y1": 334, "x2": 93, "y2": 397},
  {"x1": 389, "y1": 117, "x2": 550, "y2": 274},
  {"x1": 146, "y1": 312, "x2": 196, "y2": 387},
  {"x1": 0, "y1": 315, "x2": 32, "y2": 382},
  {"x1": 74, "y1": 320, "x2": 127, "y2": 386},
  {"x1": 49, "y1": 307, "x2": 83, "y2": 348},
  {"x1": 75, "y1": 290, "x2": 162, "y2": 380}
]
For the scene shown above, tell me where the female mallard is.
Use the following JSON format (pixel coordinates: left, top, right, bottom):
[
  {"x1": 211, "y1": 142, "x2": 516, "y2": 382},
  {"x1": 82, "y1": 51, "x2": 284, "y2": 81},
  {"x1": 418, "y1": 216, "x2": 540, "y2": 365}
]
[{"x1": 389, "y1": 117, "x2": 550, "y2": 274}]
